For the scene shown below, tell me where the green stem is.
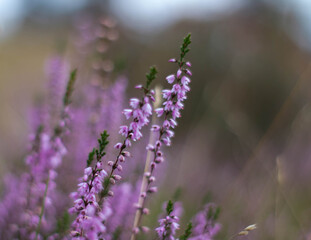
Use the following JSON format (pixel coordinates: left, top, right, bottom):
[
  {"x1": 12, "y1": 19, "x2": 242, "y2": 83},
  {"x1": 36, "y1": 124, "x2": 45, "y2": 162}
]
[{"x1": 35, "y1": 174, "x2": 50, "y2": 240}]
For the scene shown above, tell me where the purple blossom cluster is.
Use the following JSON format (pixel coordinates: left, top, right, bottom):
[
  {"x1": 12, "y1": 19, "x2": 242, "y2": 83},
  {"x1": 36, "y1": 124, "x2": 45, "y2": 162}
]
[
  {"x1": 156, "y1": 201, "x2": 183, "y2": 240},
  {"x1": 156, "y1": 213, "x2": 180, "y2": 240},
  {"x1": 69, "y1": 132, "x2": 110, "y2": 239},
  {"x1": 0, "y1": 56, "x2": 73, "y2": 239},
  {"x1": 189, "y1": 204, "x2": 222, "y2": 240},
  {"x1": 23, "y1": 128, "x2": 69, "y2": 239},
  {"x1": 105, "y1": 83, "x2": 155, "y2": 193},
  {"x1": 0, "y1": 30, "x2": 229, "y2": 240},
  {"x1": 131, "y1": 35, "x2": 193, "y2": 238},
  {"x1": 69, "y1": 81, "x2": 155, "y2": 239}
]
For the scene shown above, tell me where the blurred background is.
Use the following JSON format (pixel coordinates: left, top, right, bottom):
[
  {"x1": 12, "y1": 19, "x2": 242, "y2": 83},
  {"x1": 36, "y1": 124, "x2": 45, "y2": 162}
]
[{"x1": 1, "y1": 0, "x2": 311, "y2": 239}]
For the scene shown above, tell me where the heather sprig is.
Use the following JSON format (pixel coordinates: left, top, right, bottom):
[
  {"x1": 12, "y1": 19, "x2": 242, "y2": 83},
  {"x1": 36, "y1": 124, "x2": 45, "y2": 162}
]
[
  {"x1": 0, "y1": 65, "x2": 76, "y2": 239},
  {"x1": 146, "y1": 66, "x2": 158, "y2": 89},
  {"x1": 69, "y1": 131, "x2": 110, "y2": 239},
  {"x1": 99, "y1": 66, "x2": 157, "y2": 199},
  {"x1": 63, "y1": 69, "x2": 77, "y2": 106},
  {"x1": 179, "y1": 222, "x2": 192, "y2": 240},
  {"x1": 155, "y1": 201, "x2": 181, "y2": 240},
  {"x1": 131, "y1": 34, "x2": 192, "y2": 238},
  {"x1": 189, "y1": 203, "x2": 221, "y2": 240},
  {"x1": 34, "y1": 69, "x2": 77, "y2": 239},
  {"x1": 69, "y1": 67, "x2": 157, "y2": 239},
  {"x1": 179, "y1": 33, "x2": 192, "y2": 64}
]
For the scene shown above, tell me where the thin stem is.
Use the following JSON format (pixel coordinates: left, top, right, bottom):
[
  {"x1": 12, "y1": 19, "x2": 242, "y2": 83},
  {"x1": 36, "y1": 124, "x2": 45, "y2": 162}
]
[
  {"x1": 132, "y1": 71, "x2": 182, "y2": 231},
  {"x1": 229, "y1": 234, "x2": 238, "y2": 240},
  {"x1": 99, "y1": 136, "x2": 128, "y2": 204},
  {"x1": 131, "y1": 115, "x2": 157, "y2": 240},
  {"x1": 131, "y1": 86, "x2": 162, "y2": 240},
  {"x1": 35, "y1": 173, "x2": 50, "y2": 240}
]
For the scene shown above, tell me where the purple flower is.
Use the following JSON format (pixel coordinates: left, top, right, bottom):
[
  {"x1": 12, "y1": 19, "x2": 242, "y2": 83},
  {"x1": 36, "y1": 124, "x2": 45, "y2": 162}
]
[
  {"x1": 131, "y1": 34, "x2": 192, "y2": 238},
  {"x1": 166, "y1": 74, "x2": 175, "y2": 84},
  {"x1": 186, "y1": 69, "x2": 192, "y2": 76},
  {"x1": 189, "y1": 203, "x2": 221, "y2": 240},
  {"x1": 130, "y1": 98, "x2": 140, "y2": 109},
  {"x1": 177, "y1": 69, "x2": 182, "y2": 78},
  {"x1": 69, "y1": 132, "x2": 110, "y2": 239},
  {"x1": 155, "y1": 201, "x2": 182, "y2": 240}
]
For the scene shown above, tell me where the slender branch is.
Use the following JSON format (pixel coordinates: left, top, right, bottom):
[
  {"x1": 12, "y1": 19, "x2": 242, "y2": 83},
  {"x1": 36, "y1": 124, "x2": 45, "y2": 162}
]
[
  {"x1": 131, "y1": 86, "x2": 162, "y2": 240},
  {"x1": 35, "y1": 174, "x2": 50, "y2": 240}
]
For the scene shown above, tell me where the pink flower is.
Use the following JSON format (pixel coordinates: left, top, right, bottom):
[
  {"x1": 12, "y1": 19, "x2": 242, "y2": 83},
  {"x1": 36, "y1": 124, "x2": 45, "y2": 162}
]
[
  {"x1": 166, "y1": 74, "x2": 175, "y2": 84},
  {"x1": 123, "y1": 109, "x2": 132, "y2": 119},
  {"x1": 130, "y1": 98, "x2": 140, "y2": 109}
]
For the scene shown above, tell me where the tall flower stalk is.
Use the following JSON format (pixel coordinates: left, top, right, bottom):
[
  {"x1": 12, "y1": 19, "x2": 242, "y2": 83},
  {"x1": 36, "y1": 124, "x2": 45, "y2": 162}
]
[
  {"x1": 131, "y1": 34, "x2": 192, "y2": 239},
  {"x1": 69, "y1": 67, "x2": 157, "y2": 239},
  {"x1": 69, "y1": 131, "x2": 111, "y2": 239},
  {"x1": 0, "y1": 63, "x2": 75, "y2": 239},
  {"x1": 34, "y1": 69, "x2": 77, "y2": 239},
  {"x1": 99, "y1": 66, "x2": 157, "y2": 201}
]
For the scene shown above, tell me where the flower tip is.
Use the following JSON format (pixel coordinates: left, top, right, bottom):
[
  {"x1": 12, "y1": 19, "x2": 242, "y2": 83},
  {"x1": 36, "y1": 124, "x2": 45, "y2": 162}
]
[
  {"x1": 186, "y1": 61, "x2": 192, "y2": 67},
  {"x1": 177, "y1": 69, "x2": 182, "y2": 78},
  {"x1": 114, "y1": 142, "x2": 123, "y2": 149}
]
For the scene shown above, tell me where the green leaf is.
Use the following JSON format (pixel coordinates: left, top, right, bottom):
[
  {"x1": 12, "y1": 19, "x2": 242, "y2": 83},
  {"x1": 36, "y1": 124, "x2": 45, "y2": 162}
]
[
  {"x1": 206, "y1": 205, "x2": 221, "y2": 221},
  {"x1": 56, "y1": 212, "x2": 70, "y2": 235},
  {"x1": 213, "y1": 206, "x2": 221, "y2": 221},
  {"x1": 166, "y1": 200, "x2": 174, "y2": 215},
  {"x1": 179, "y1": 222, "x2": 192, "y2": 240},
  {"x1": 112, "y1": 227, "x2": 122, "y2": 240},
  {"x1": 145, "y1": 66, "x2": 158, "y2": 89},
  {"x1": 98, "y1": 130, "x2": 110, "y2": 156},
  {"x1": 63, "y1": 69, "x2": 77, "y2": 106},
  {"x1": 100, "y1": 177, "x2": 111, "y2": 198},
  {"x1": 87, "y1": 148, "x2": 96, "y2": 167},
  {"x1": 180, "y1": 33, "x2": 192, "y2": 61}
]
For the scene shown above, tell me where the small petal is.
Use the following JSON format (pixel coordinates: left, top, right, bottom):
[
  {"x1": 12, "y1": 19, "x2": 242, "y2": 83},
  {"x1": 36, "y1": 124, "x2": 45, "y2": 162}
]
[
  {"x1": 186, "y1": 69, "x2": 192, "y2": 76},
  {"x1": 166, "y1": 74, "x2": 175, "y2": 84},
  {"x1": 130, "y1": 98, "x2": 140, "y2": 109},
  {"x1": 181, "y1": 76, "x2": 190, "y2": 85},
  {"x1": 114, "y1": 143, "x2": 123, "y2": 149},
  {"x1": 151, "y1": 125, "x2": 161, "y2": 132},
  {"x1": 123, "y1": 109, "x2": 132, "y2": 119},
  {"x1": 177, "y1": 69, "x2": 182, "y2": 78},
  {"x1": 155, "y1": 108, "x2": 164, "y2": 117}
]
